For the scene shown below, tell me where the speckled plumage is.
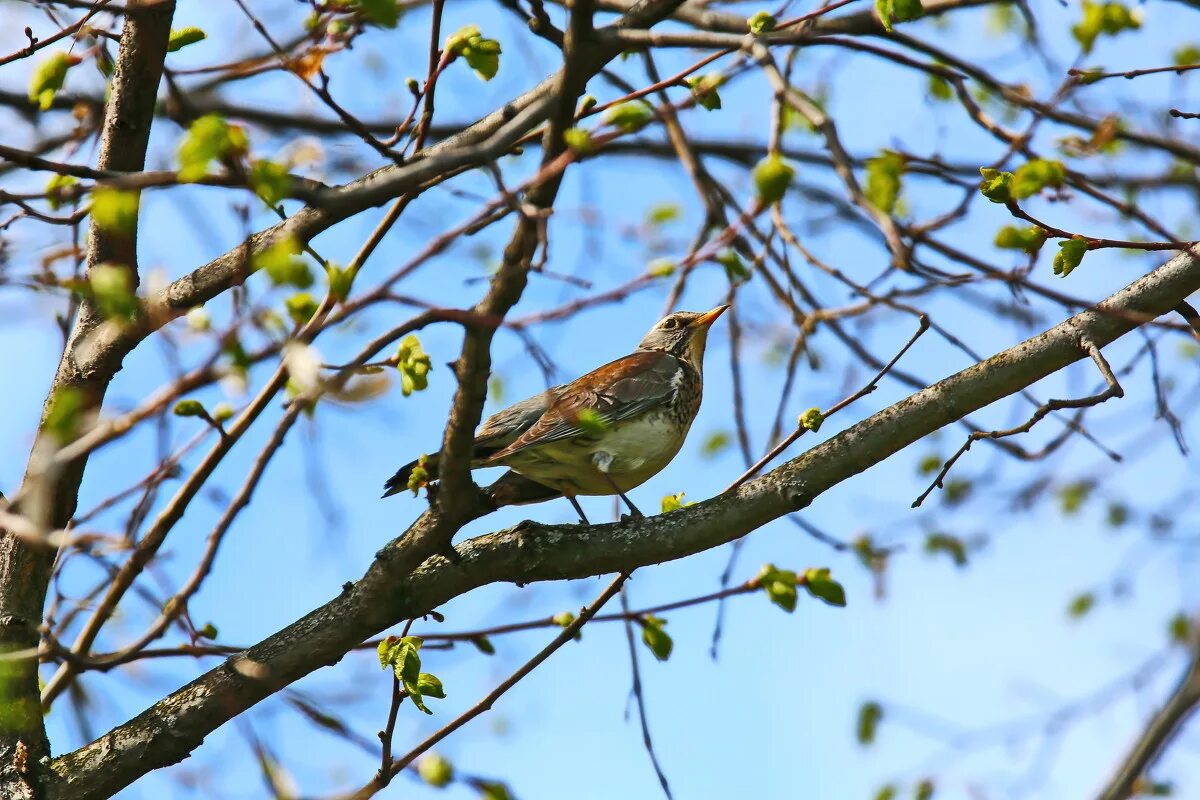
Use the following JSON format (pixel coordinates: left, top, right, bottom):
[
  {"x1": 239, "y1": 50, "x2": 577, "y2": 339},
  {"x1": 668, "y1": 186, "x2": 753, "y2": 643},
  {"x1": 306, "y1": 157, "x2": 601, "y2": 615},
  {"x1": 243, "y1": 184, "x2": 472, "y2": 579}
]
[{"x1": 383, "y1": 306, "x2": 728, "y2": 513}]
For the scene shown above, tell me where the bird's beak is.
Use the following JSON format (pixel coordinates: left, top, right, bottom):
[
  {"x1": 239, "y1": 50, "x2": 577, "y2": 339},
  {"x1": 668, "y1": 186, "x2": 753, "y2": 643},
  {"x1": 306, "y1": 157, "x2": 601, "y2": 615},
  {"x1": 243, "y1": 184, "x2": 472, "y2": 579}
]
[{"x1": 692, "y1": 304, "x2": 730, "y2": 328}]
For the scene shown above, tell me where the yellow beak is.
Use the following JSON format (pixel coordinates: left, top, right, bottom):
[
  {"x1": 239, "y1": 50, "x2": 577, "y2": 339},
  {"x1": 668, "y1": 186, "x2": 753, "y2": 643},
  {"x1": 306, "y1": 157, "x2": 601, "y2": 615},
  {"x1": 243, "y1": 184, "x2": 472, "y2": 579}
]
[{"x1": 693, "y1": 304, "x2": 730, "y2": 328}]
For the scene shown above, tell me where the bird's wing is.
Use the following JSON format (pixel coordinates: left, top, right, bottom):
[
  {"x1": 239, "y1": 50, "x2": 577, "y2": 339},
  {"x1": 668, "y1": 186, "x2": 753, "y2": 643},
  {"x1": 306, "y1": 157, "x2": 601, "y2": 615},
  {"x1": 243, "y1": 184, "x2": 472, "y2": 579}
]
[
  {"x1": 382, "y1": 385, "x2": 565, "y2": 497},
  {"x1": 484, "y1": 351, "x2": 683, "y2": 461},
  {"x1": 473, "y1": 386, "x2": 563, "y2": 457}
]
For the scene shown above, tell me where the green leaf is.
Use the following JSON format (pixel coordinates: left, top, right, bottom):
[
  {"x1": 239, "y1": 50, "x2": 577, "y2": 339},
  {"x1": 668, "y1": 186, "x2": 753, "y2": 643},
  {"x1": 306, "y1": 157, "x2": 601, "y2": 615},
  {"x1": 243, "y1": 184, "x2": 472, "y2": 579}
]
[
  {"x1": 1067, "y1": 592, "x2": 1096, "y2": 619},
  {"x1": 254, "y1": 237, "x2": 313, "y2": 289},
  {"x1": 249, "y1": 160, "x2": 291, "y2": 206},
  {"x1": 1169, "y1": 613, "x2": 1191, "y2": 645},
  {"x1": 857, "y1": 701, "x2": 884, "y2": 745},
  {"x1": 660, "y1": 492, "x2": 690, "y2": 513},
  {"x1": 1012, "y1": 158, "x2": 1066, "y2": 199},
  {"x1": 1053, "y1": 238, "x2": 1089, "y2": 277},
  {"x1": 924, "y1": 533, "x2": 968, "y2": 567},
  {"x1": 752, "y1": 154, "x2": 795, "y2": 204},
  {"x1": 89, "y1": 263, "x2": 138, "y2": 320},
  {"x1": 396, "y1": 335, "x2": 432, "y2": 396},
  {"x1": 285, "y1": 292, "x2": 319, "y2": 325},
  {"x1": 647, "y1": 258, "x2": 675, "y2": 278},
  {"x1": 876, "y1": 0, "x2": 922, "y2": 32},
  {"x1": 928, "y1": 74, "x2": 954, "y2": 101},
  {"x1": 198, "y1": 622, "x2": 218, "y2": 639},
  {"x1": 640, "y1": 615, "x2": 673, "y2": 661},
  {"x1": 416, "y1": 672, "x2": 446, "y2": 699},
  {"x1": 418, "y1": 753, "x2": 454, "y2": 787},
  {"x1": 914, "y1": 779, "x2": 935, "y2": 800},
  {"x1": 45, "y1": 387, "x2": 84, "y2": 444},
  {"x1": 28, "y1": 51, "x2": 76, "y2": 111},
  {"x1": 874, "y1": 785, "x2": 899, "y2": 800},
  {"x1": 478, "y1": 781, "x2": 514, "y2": 800},
  {"x1": 45, "y1": 174, "x2": 78, "y2": 210},
  {"x1": 326, "y1": 263, "x2": 353, "y2": 301},
  {"x1": 173, "y1": 399, "x2": 206, "y2": 418},
  {"x1": 1072, "y1": 1, "x2": 1140, "y2": 54},
  {"x1": 687, "y1": 73, "x2": 723, "y2": 111},
  {"x1": 994, "y1": 225, "x2": 1047, "y2": 254},
  {"x1": 563, "y1": 127, "x2": 594, "y2": 154},
  {"x1": 91, "y1": 187, "x2": 140, "y2": 235},
  {"x1": 646, "y1": 202, "x2": 681, "y2": 226},
  {"x1": 407, "y1": 455, "x2": 429, "y2": 496},
  {"x1": 605, "y1": 102, "x2": 653, "y2": 133},
  {"x1": 756, "y1": 564, "x2": 799, "y2": 613},
  {"x1": 446, "y1": 25, "x2": 501, "y2": 81},
  {"x1": 803, "y1": 567, "x2": 847, "y2": 607},
  {"x1": 865, "y1": 150, "x2": 905, "y2": 214},
  {"x1": 716, "y1": 249, "x2": 750, "y2": 282},
  {"x1": 942, "y1": 478, "x2": 972, "y2": 505},
  {"x1": 167, "y1": 26, "x2": 207, "y2": 52},
  {"x1": 177, "y1": 114, "x2": 247, "y2": 183},
  {"x1": 799, "y1": 407, "x2": 824, "y2": 432},
  {"x1": 575, "y1": 408, "x2": 609, "y2": 434},
  {"x1": 701, "y1": 430, "x2": 730, "y2": 458},
  {"x1": 748, "y1": 11, "x2": 777, "y2": 34},
  {"x1": 356, "y1": 0, "x2": 401, "y2": 27},
  {"x1": 1174, "y1": 44, "x2": 1200, "y2": 67},
  {"x1": 212, "y1": 402, "x2": 234, "y2": 422},
  {"x1": 917, "y1": 454, "x2": 942, "y2": 475},
  {"x1": 551, "y1": 611, "x2": 581, "y2": 640},
  {"x1": 1057, "y1": 479, "x2": 1093, "y2": 513},
  {"x1": 470, "y1": 635, "x2": 496, "y2": 655},
  {"x1": 978, "y1": 168, "x2": 1014, "y2": 203}
]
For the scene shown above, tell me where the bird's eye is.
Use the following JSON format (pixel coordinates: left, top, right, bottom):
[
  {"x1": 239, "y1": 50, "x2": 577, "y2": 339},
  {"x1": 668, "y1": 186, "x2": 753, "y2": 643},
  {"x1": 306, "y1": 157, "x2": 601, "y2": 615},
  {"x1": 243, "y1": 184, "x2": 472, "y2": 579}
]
[{"x1": 661, "y1": 317, "x2": 680, "y2": 330}]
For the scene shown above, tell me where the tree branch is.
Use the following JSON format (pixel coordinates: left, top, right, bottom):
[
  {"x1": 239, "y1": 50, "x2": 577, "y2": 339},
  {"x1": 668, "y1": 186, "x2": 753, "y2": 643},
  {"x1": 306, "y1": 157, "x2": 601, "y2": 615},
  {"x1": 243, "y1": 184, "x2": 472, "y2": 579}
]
[{"x1": 42, "y1": 246, "x2": 1200, "y2": 800}]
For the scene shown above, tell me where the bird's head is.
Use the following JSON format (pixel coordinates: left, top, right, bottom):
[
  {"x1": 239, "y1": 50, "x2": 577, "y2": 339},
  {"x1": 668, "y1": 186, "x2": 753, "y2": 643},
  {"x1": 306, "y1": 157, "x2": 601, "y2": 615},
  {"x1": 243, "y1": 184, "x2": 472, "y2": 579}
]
[{"x1": 636, "y1": 305, "x2": 729, "y2": 367}]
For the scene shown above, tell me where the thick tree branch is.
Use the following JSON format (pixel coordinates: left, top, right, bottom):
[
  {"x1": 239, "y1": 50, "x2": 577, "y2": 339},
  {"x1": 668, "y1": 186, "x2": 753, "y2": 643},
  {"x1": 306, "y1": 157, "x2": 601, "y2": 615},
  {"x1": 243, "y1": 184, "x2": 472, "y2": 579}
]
[
  {"x1": 1097, "y1": 645, "x2": 1200, "y2": 800},
  {"x1": 0, "y1": 3, "x2": 174, "y2": 797},
  {"x1": 43, "y1": 247, "x2": 1200, "y2": 800}
]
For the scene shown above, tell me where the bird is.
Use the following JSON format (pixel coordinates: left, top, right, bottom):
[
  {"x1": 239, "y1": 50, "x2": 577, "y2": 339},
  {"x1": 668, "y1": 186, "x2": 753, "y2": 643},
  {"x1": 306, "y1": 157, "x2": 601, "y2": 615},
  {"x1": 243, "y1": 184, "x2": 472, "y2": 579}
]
[{"x1": 383, "y1": 304, "x2": 729, "y2": 524}]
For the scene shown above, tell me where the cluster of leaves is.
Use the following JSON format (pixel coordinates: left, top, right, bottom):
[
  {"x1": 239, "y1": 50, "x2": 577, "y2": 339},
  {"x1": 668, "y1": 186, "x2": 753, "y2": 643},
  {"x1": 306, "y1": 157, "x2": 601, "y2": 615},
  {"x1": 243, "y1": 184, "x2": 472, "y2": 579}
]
[
  {"x1": 446, "y1": 25, "x2": 502, "y2": 81},
  {"x1": 254, "y1": 237, "x2": 313, "y2": 289},
  {"x1": 395, "y1": 335, "x2": 432, "y2": 396},
  {"x1": 177, "y1": 114, "x2": 249, "y2": 182},
  {"x1": 377, "y1": 636, "x2": 446, "y2": 714},
  {"x1": 978, "y1": 158, "x2": 1066, "y2": 204},
  {"x1": 640, "y1": 615, "x2": 673, "y2": 661},
  {"x1": 687, "y1": 73, "x2": 724, "y2": 111},
  {"x1": 747, "y1": 11, "x2": 776, "y2": 34},
  {"x1": 1053, "y1": 238, "x2": 1089, "y2": 277},
  {"x1": 756, "y1": 564, "x2": 847, "y2": 611},
  {"x1": 1072, "y1": 0, "x2": 1140, "y2": 54}
]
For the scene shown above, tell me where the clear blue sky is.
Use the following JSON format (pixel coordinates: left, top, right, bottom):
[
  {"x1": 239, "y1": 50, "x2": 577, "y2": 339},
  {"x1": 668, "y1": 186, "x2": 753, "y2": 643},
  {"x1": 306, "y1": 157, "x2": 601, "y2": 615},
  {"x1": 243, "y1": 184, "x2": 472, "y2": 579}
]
[{"x1": 2, "y1": 0, "x2": 1199, "y2": 797}]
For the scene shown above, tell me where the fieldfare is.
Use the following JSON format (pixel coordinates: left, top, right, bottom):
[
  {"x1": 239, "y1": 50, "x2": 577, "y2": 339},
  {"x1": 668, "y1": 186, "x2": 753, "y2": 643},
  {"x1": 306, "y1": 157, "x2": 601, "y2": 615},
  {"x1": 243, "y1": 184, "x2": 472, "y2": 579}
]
[{"x1": 383, "y1": 305, "x2": 729, "y2": 523}]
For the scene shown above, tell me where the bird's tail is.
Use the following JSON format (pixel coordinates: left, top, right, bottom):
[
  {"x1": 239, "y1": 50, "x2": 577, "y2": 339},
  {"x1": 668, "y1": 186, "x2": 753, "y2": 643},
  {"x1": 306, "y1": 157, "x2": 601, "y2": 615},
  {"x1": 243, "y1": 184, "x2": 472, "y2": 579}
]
[{"x1": 381, "y1": 453, "x2": 441, "y2": 498}]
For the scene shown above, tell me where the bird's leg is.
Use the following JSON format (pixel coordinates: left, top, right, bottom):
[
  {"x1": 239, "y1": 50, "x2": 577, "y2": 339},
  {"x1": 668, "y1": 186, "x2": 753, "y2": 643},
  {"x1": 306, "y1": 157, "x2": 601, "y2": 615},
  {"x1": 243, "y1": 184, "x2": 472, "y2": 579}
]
[
  {"x1": 592, "y1": 451, "x2": 644, "y2": 520},
  {"x1": 601, "y1": 473, "x2": 644, "y2": 520},
  {"x1": 566, "y1": 494, "x2": 590, "y2": 525}
]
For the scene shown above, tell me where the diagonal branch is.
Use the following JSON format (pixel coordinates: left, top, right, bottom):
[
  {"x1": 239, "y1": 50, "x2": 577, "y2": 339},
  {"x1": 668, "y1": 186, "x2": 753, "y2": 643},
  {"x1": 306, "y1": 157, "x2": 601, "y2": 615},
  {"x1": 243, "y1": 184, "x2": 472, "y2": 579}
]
[{"x1": 42, "y1": 247, "x2": 1200, "y2": 800}]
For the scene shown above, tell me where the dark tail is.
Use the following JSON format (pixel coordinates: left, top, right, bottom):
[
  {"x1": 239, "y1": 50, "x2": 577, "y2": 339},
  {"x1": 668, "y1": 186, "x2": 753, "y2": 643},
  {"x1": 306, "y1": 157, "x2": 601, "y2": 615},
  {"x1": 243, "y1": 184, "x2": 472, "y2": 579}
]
[{"x1": 382, "y1": 453, "x2": 441, "y2": 498}]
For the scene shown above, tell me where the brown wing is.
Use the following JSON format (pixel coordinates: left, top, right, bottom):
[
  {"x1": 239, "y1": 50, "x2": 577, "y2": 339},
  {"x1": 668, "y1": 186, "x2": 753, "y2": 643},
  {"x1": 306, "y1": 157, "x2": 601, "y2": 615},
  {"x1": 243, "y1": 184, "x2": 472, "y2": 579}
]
[{"x1": 483, "y1": 350, "x2": 683, "y2": 462}]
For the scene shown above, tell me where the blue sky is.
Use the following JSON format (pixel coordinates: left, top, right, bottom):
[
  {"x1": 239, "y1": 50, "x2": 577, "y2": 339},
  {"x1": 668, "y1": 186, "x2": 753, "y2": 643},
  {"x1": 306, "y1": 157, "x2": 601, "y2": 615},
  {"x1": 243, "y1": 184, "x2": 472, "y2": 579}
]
[{"x1": 2, "y1": 0, "x2": 1200, "y2": 797}]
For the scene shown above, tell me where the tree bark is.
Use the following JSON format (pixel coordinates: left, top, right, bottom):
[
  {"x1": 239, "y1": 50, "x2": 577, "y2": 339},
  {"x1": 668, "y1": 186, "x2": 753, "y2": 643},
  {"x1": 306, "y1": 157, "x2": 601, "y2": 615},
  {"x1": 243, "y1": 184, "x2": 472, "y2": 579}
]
[
  {"x1": 0, "y1": 2, "x2": 174, "y2": 797},
  {"x1": 42, "y1": 247, "x2": 1200, "y2": 800}
]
